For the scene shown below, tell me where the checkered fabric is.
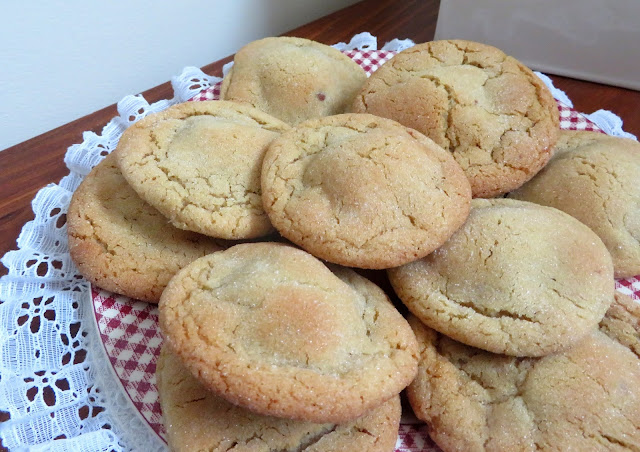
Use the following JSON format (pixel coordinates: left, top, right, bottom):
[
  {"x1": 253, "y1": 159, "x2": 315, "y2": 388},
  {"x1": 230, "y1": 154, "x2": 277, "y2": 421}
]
[
  {"x1": 558, "y1": 101, "x2": 604, "y2": 132},
  {"x1": 395, "y1": 424, "x2": 439, "y2": 451},
  {"x1": 91, "y1": 49, "x2": 634, "y2": 449},
  {"x1": 92, "y1": 287, "x2": 164, "y2": 438}
]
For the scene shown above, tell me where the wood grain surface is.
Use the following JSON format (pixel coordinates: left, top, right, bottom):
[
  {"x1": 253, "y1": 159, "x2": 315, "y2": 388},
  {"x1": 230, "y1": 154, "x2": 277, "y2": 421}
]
[{"x1": 1, "y1": 0, "x2": 638, "y2": 274}]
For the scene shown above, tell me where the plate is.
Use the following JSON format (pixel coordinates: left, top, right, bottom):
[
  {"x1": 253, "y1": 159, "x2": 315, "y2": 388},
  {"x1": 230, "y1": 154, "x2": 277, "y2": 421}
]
[{"x1": 90, "y1": 50, "x2": 640, "y2": 451}]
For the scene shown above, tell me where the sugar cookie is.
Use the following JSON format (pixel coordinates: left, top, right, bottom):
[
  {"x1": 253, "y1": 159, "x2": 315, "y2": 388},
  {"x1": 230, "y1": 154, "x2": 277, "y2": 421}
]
[
  {"x1": 406, "y1": 316, "x2": 640, "y2": 451},
  {"x1": 116, "y1": 100, "x2": 289, "y2": 239},
  {"x1": 388, "y1": 198, "x2": 614, "y2": 356},
  {"x1": 261, "y1": 113, "x2": 471, "y2": 269},
  {"x1": 351, "y1": 40, "x2": 560, "y2": 198},
  {"x1": 158, "y1": 242, "x2": 418, "y2": 423},
  {"x1": 221, "y1": 37, "x2": 366, "y2": 125}
]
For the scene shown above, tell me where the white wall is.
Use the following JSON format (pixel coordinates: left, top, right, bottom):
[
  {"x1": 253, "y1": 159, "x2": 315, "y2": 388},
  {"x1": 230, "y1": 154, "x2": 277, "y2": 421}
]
[{"x1": 0, "y1": 0, "x2": 359, "y2": 151}]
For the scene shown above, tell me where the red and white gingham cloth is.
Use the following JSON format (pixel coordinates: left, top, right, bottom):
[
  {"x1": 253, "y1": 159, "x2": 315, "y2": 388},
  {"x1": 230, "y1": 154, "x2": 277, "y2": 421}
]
[{"x1": 91, "y1": 49, "x2": 638, "y2": 449}]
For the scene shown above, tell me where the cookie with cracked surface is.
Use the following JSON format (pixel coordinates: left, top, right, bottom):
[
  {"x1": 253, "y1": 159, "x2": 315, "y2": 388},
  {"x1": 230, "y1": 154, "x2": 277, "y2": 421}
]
[
  {"x1": 599, "y1": 292, "x2": 640, "y2": 358},
  {"x1": 509, "y1": 130, "x2": 640, "y2": 278},
  {"x1": 115, "y1": 100, "x2": 290, "y2": 239},
  {"x1": 406, "y1": 316, "x2": 640, "y2": 452},
  {"x1": 350, "y1": 39, "x2": 560, "y2": 198},
  {"x1": 220, "y1": 36, "x2": 366, "y2": 125},
  {"x1": 261, "y1": 113, "x2": 472, "y2": 269},
  {"x1": 67, "y1": 152, "x2": 227, "y2": 303},
  {"x1": 158, "y1": 242, "x2": 419, "y2": 423},
  {"x1": 157, "y1": 345, "x2": 401, "y2": 452},
  {"x1": 388, "y1": 198, "x2": 614, "y2": 357}
]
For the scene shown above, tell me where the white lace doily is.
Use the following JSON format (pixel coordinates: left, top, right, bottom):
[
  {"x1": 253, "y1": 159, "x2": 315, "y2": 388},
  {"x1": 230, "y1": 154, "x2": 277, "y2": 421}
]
[{"x1": 0, "y1": 32, "x2": 636, "y2": 451}]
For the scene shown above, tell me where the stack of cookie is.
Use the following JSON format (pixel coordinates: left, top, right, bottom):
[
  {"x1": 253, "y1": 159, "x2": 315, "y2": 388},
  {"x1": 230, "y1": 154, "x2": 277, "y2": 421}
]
[
  {"x1": 66, "y1": 35, "x2": 640, "y2": 451},
  {"x1": 387, "y1": 198, "x2": 640, "y2": 450},
  {"x1": 158, "y1": 242, "x2": 419, "y2": 451},
  {"x1": 402, "y1": 293, "x2": 640, "y2": 451},
  {"x1": 67, "y1": 100, "x2": 292, "y2": 303}
]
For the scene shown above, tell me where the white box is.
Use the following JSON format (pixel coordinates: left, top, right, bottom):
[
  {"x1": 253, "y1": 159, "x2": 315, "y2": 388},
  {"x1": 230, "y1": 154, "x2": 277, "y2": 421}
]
[{"x1": 434, "y1": 0, "x2": 640, "y2": 90}]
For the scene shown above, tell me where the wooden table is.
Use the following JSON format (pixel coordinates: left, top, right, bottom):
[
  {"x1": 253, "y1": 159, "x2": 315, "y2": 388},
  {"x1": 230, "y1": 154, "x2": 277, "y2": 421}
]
[{"x1": 1, "y1": 0, "x2": 639, "y2": 275}]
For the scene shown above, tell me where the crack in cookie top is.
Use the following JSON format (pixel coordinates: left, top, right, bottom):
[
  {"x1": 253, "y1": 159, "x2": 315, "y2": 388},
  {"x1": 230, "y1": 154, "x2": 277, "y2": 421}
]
[
  {"x1": 599, "y1": 292, "x2": 640, "y2": 359},
  {"x1": 406, "y1": 316, "x2": 640, "y2": 451},
  {"x1": 351, "y1": 40, "x2": 560, "y2": 198},
  {"x1": 388, "y1": 198, "x2": 614, "y2": 357},
  {"x1": 115, "y1": 100, "x2": 290, "y2": 240},
  {"x1": 158, "y1": 242, "x2": 419, "y2": 423},
  {"x1": 157, "y1": 345, "x2": 402, "y2": 452},
  {"x1": 261, "y1": 113, "x2": 472, "y2": 269}
]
